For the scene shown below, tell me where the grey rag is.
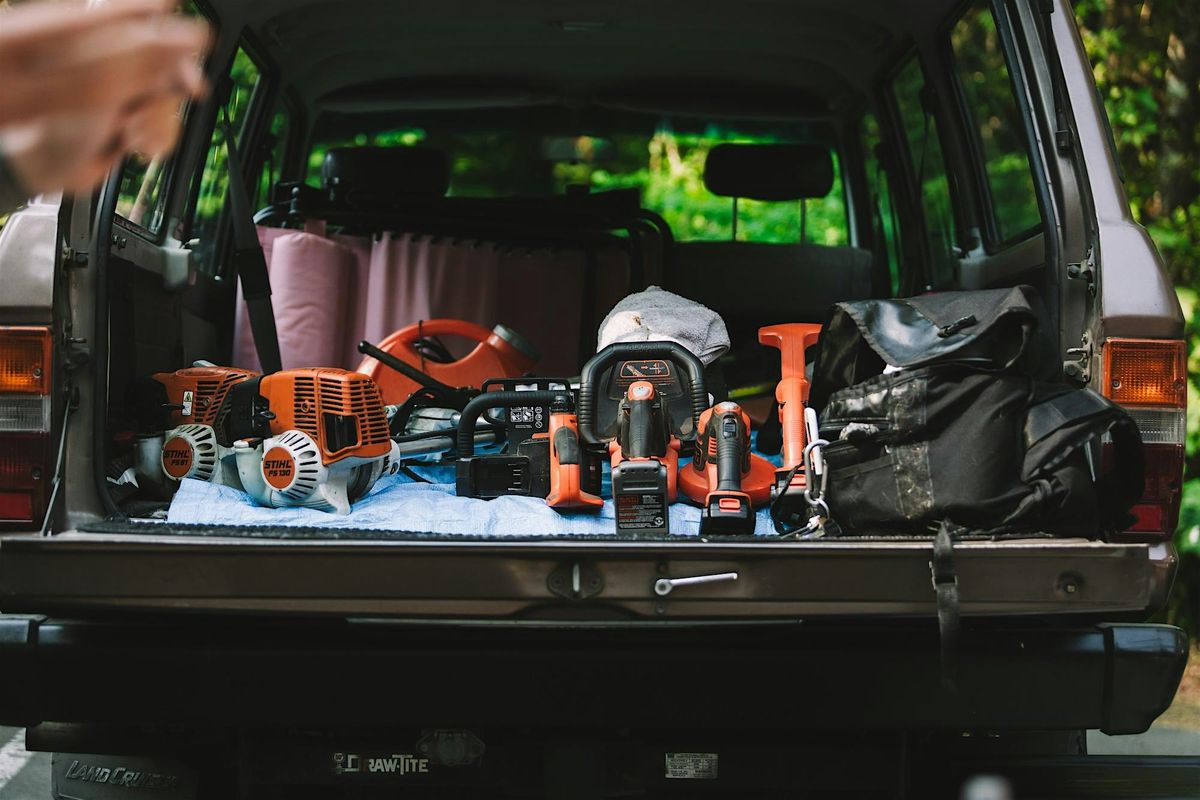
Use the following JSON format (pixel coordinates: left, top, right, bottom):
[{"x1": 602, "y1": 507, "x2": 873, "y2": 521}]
[{"x1": 596, "y1": 285, "x2": 731, "y2": 365}]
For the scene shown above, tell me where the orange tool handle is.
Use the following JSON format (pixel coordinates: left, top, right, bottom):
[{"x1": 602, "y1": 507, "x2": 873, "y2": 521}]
[
  {"x1": 388, "y1": 319, "x2": 492, "y2": 360},
  {"x1": 545, "y1": 412, "x2": 603, "y2": 510},
  {"x1": 759, "y1": 323, "x2": 823, "y2": 471}
]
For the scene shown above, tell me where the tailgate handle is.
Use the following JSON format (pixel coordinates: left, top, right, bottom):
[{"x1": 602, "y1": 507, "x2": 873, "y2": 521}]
[{"x1": 654, "y1": 572, "x2": 738, "y2": 596}]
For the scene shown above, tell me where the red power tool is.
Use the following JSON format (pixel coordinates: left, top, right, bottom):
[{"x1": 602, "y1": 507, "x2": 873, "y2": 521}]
[
  {"x1": 759, "y1": 323, "x2": 824, "y2": 500},
  {"x1": 678, "y1": 401, "x2": 776, "y2": 535},
  {"x1": 221, "y1": 368, "x2": 402, "y2": 515},
  {"x1": 454, "y1": 388, "x2": 602, "y2": 510},
  {"x1": 140, "y1": 366, "x2": 259, "y2": 489},
  {"x1": 579, "y1": 341, "x2": 708, "y2": 536},
  {"x1": 357, "y1": 319, "x2": 539, "y2": 405},
  {"x1": 608, "y1": 380, "x2": 680, "y2": 535},
  {"x1": 542, "y1": 395, "x2": 604, "y2": 510}
]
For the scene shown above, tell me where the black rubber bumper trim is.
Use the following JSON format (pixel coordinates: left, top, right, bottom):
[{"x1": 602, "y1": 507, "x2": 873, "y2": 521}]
[{"x1": 0, "y1": 617, "x2": 1185, "y2": 734}]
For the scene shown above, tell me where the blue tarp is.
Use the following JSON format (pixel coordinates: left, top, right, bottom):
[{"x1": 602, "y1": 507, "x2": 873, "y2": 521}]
[{"x1": 167, "y1": 461, "x2": 780, "y2": 537}]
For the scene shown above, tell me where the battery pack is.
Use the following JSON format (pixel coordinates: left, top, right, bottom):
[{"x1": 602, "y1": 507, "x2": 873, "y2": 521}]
[{"x1": 612, "y1": 460, "x2": 670, "y2": 535}]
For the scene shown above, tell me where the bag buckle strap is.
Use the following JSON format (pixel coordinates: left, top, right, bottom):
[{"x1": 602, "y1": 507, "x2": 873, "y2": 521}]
[
  {"x1": 929, "y1": 561, "x2": 959, "y2": 590},
  {"x1": 930, "y1": 522, "x2": 961, "y2": 692}
]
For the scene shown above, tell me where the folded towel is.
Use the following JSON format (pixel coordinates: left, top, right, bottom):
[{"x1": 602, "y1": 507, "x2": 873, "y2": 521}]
[{"x1": 597, "y1": 286, "x2": 731, "y2": 365}]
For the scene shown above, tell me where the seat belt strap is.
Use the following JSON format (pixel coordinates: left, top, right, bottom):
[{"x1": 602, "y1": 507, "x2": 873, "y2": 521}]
[
  {"x1": 931, "y1": 521, "x2": 961, "y2": 693},
  {"x1": 222, "y1": 110, "x2": 282, "y2": 375}
]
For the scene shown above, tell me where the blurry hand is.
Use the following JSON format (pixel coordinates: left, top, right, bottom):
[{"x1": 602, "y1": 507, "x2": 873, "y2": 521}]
[
  {"x1": 0, "y1": 0, "x2": 210, "y2": 195},
  {"x1": 0, "y1": 0, "x2": 210, "y2": 127}
]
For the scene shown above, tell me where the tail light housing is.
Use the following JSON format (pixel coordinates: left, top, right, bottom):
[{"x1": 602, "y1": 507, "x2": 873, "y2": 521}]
[
  {"x1": 1101, "y1": 338, "x2": 1187, "y2": 540},
  {"x1": 0, "y1": 326, "x2": 53, "y2": 528}
]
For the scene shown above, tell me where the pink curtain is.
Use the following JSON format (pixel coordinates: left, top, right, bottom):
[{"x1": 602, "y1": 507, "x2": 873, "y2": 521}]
[{"x1": 234, "y1": 227, "x2": 629, "y2": 377}]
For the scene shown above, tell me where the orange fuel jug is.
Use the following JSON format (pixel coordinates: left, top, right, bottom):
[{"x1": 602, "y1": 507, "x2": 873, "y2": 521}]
[{"x1": 357, "y1": 319, "x2": 539, "y2": 405}]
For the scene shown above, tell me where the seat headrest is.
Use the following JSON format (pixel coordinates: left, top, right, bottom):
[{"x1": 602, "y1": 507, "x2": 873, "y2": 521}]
[
  {"x1": 322, "y1": 146, "x2": 450, "y2": 201},
  {"x1": 703, "y1": 143, "x2": 834, "y2": 201}
]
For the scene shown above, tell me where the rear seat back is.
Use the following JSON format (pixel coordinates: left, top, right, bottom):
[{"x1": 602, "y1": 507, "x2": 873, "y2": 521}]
[
  {"x1": 669, "y1": 143, "x2": 876, "y2": 349},
  {"x1": 323, "y1": 145, "x2": 451, "y2": 207},
  {"x1": 671, "y1": 241, "x2": 873, "y2": 326}
]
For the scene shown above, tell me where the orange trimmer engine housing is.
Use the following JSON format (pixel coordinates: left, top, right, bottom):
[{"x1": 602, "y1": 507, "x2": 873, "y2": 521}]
[
  {"x1": 759, "y1": 323, "x2": 824, "y2": 492},
  {"x1": 255, "y1": 368, "x2": 393, "y2": 464},
  {"x1": 152, "y1": 366, "x2": 258, "y2": 430},
  {"x1": 678, "y1": 402, "x2": 776, "y2": 509},
  {"x1": 147, "y1": 366, "x2": 259, "y2": 486},
  {"x1": 357, "y1": 319, "x2": 539, "y2": 405},
  {"x1": 224, "y1": 368, "x2": 402, "y2": 516}
]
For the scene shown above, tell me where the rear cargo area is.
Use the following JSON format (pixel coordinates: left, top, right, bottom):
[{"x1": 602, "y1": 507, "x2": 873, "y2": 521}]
[{"x1": 99, "y1": 121, "x2": 885, "y2": 541}]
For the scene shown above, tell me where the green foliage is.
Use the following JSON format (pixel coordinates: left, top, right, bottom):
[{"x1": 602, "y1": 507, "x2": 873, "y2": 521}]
[
  {"x1": 1074, "y1": 1, "x2": 1200, "y2": 635},
  {"x1": 1073, "y1": 0, "x2": 1200, "y2": 287}
]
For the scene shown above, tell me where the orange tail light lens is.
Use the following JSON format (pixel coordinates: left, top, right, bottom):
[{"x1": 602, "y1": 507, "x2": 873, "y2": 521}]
[
  {"x1": 0, "y1": 326, "x2": 52, "y2": 526},
  {"x1": 1102, "y1": 338, "x2": 1187, "y2": 539}
]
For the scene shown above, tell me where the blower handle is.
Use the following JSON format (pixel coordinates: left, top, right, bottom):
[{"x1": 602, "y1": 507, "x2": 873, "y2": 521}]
[
  {"x1": 758, "y1": 324, "x2": 823, "y2": 471},
  {"x1": 578, "y1": 341, "x2": 707, "y2": 445},
  {"x1": 456, "y1": 390, "x2": 573, "y2": 457},
  {"x1": 358, "y1": 340, "x2": 457, "y2": 395},
  {"x1": 623, "y1": 382, "x2": 660, "y2": 460},
  {"x1": 714, "y1": 408, "x2": 747, "y2": 493}
]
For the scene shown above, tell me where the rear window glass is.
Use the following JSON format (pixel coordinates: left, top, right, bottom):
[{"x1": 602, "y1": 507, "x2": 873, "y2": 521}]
[
  {"x1": 189, "y1": 46, "x2": 262, "y2": 275},
  {"x1": 862, "y1": 113, "x2": 902, "y2": 295},
  {"x1": 306, "y1": 124, "x2": 849, "y2": 245},
  {"x1": 114, "y1": 0, "x2": 208, "y2": 235},
  {"x1": 891, "y1": 54, "x2": 958, "y2": 289},
  {"x1": 116, "y1": 154, "x2": 170, "y2": 234},
  {"x1": 950, "y1": 2, "x2": 1042, "y2": 246}
]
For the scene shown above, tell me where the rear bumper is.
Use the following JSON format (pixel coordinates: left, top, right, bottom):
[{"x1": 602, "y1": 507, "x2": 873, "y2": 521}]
[
  {"x1": 0, "y1": 531, "x2": 1178, "y2": 619},
  {"x1": 0, "y1": 616, "x2": 1186, "y2": 735}
]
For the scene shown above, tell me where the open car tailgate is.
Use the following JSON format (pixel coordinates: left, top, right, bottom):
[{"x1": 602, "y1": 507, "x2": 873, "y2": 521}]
[{"x1": 0, "y1": 529, "x2": 1175, "y2": 619}]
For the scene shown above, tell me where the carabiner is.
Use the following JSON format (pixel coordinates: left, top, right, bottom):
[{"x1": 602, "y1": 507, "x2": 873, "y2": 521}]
[{"x1": 802, "y1": 437, "x2": 830, "y2": 508}]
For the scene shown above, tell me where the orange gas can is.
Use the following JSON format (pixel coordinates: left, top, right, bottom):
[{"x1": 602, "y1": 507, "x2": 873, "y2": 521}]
[{"x1": 357, "y1": 319, "x2": 539, "y2": 404}]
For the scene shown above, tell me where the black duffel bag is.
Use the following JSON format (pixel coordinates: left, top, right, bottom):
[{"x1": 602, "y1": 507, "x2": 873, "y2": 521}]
[
  {"x1": 817, "y1": 366, "x2": 1142, "y2": 536},
  {"x1": 806, "y1": 287, "x2": 1144, "y2": 538}
]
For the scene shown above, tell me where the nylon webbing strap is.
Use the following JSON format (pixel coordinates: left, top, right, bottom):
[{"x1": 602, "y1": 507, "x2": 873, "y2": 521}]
[
  {"x1": 931, "y1": 522, "x2": 960, "y2": 693},
  {"x1": 222, "y1": 110, "x2": 282, "y2": 375}
]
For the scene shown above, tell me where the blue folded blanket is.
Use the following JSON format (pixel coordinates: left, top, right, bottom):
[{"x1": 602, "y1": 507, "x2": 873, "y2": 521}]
[{"x1": 166, "y1": 465, "x2": 779, "y2": 537}]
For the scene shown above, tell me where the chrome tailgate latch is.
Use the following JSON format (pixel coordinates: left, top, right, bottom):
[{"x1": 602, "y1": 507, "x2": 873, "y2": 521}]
[{"x1": 653, "y1": 572, "x2": 738, "y2": 596}]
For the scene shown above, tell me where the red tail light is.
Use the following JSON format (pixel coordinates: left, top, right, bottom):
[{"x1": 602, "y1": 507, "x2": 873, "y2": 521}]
[
  {"x1": 0, "y1": 326, "x2": 52, "y2": 527},
  {"x1": 1101, "y1": 338, "x2": 1187, "y2": 539}
]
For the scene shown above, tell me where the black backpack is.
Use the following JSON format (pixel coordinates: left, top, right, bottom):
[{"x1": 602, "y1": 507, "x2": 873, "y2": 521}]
[{"x1": 807, "y1": 286, "x2": 1143, "y2": 538}]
